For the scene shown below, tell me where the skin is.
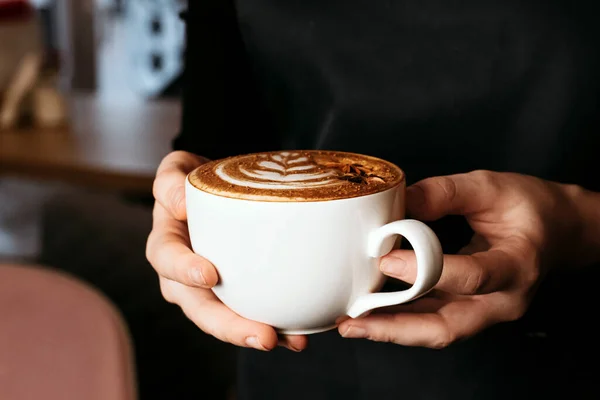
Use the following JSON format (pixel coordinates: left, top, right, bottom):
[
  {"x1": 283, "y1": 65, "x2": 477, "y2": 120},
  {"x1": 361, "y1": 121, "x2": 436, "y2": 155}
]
[
  {"x1": 147, "y1": 151, "x2": 600, "y2": 351},
  {"x1": 146, "y1": 151, "x2": 307, "y2": 351}
]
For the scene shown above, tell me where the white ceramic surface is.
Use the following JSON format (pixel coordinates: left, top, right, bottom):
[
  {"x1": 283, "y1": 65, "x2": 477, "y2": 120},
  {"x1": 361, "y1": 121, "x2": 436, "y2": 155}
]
[{"x1": 186, "y1": 171, "x2": 443, "y2": 335}]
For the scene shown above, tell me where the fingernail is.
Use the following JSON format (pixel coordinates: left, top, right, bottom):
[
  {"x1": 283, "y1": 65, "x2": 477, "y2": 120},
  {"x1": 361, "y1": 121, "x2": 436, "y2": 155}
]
[
  {"x1": 245, "y1": 336, "x2": 267, "y2": 351},
  {"x1": 380, "y1": 257, "x2": 405, "y2": 275},
  {"x1": 279, "y1": 343, "x2": 302, "y2": 352},
  {"x1": 341, "y1": 325, "x2": 367, "y2": 339},
  {"x1": 406, "y1": 185, "x2": 425, "y2": 208},
  {"x1": 189, "y1": 267, "x2": 206, "y2": 287}
]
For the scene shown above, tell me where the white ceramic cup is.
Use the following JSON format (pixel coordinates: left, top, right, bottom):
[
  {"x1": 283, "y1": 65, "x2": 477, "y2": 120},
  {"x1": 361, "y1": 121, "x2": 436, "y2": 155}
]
[{"x1": 186, "y1": 165, "x2": 444, "y2": 335}]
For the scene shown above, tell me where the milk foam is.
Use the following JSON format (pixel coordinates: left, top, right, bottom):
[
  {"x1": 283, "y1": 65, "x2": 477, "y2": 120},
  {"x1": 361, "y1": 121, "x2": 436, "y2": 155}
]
[
  {"x1": 214, "y1": 152, "x2": 343, "y2": 190},
  {"x1": 190, "y1": 150, "x2": 403, "y2": 202}
]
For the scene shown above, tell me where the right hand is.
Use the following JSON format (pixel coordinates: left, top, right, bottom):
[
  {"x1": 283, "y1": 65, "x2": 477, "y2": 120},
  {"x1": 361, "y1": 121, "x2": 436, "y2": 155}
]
[{"x1": 146, "y1": 151, "x2": 308, "y2": 352}]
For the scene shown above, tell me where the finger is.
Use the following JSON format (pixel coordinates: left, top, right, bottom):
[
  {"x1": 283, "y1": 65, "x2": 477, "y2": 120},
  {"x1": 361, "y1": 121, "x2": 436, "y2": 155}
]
[
  {"x1": 406, "y1": 170, "x2": 500, "y2": 221},
  {"x1": 278, "y1": 335, "x2": 309, "y2": 352},
  {"x1": 153, "y1": 151, "x2": 206, "y2": 221},
  {"x1": 147, "y1": 203, "x2": 218, "y2": 287},
  {"x1": 380, "y1": 247, "x2": 517, "y2": 295},
  {"x1": 339, "y1": 297, "x2": 493, "y2": 349},
  {"x1": 165, "y1": 278, "x2": 280, "y2": 350}
]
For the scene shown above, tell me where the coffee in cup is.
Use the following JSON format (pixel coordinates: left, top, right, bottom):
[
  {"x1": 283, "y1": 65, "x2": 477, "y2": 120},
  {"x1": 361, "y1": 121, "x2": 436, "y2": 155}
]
[
  {"x1": 189, "y1": 150, "x2": 403, "y2": 201},
  {"x1": 186, "y1": 150, "x2": 443, "y2": 334}
]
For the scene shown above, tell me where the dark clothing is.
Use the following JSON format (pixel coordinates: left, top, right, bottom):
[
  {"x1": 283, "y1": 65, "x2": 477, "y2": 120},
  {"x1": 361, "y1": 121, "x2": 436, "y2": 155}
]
[{"x1": 177, "y1": 0, "x2": 600, "y2": 398}]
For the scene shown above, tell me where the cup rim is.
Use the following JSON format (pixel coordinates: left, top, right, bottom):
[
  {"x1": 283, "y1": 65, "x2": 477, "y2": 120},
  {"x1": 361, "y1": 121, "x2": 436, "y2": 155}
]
[{"x1": 186, "y1": 150, "x2": 405, "y2": 204}]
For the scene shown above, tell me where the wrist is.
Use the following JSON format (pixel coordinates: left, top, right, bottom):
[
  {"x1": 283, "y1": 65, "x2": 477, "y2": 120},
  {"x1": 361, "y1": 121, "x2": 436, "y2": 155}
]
[{"x1": 563, "y1": 184, "x2": 600, "y2": 266}]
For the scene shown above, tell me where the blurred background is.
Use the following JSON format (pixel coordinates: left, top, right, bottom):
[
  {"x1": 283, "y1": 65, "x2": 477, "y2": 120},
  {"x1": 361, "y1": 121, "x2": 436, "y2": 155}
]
[{"x1": 0, "y1": 1, "x2": 235, "y2": 399}]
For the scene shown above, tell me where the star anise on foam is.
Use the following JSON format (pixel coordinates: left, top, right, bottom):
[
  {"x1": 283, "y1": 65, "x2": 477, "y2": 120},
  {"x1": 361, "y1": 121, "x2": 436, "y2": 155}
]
[{"x1": 320, "y1": 160, "x2": 386, "y2": 185}]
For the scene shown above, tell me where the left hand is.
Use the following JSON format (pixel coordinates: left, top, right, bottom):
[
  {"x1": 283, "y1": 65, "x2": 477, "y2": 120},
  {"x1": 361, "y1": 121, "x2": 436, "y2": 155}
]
[{"x1": 339, "y1": 170, "x2": 583, "y2": 348}]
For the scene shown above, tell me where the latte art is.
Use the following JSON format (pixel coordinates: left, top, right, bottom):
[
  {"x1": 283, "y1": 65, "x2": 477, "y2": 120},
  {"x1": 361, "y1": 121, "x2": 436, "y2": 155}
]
[
  {"x1": 190, "y1": 150, "x2": 403, "y2": 202},
  {"x1": 216, "y1": 152, "x2": 341, "y2": 190}
]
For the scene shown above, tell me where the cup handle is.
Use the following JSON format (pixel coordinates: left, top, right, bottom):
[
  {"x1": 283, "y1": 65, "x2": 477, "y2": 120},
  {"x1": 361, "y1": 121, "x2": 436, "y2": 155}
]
[{"x1": 346, "y1": 219, "x2": 444, "y2": 318}]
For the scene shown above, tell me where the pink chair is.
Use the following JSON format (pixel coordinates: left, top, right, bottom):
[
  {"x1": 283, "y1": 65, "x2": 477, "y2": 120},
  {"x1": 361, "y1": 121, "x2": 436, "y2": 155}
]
[{"x1": 0, "y1": 264, "x2": 137, "y2": 400}]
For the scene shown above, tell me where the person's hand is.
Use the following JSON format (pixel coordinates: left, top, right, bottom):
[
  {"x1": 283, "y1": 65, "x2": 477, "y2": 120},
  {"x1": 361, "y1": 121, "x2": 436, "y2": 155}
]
[
  {"x1": 146, "y1": 151, "x2": 308, "y2": 352},
  {"x1": 339, "y1": 171, "x2": 583, "y2": 348}
]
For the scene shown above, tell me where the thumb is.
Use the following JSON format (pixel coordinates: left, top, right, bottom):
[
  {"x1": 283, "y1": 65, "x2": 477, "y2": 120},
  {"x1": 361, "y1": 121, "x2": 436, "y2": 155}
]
[{"x1": 406, "y1": 170, "x2": 500, "y2": 221}]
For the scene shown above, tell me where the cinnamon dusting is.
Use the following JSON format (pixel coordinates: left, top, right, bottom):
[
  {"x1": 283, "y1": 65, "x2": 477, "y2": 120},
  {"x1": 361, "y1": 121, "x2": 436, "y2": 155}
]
[{"x1": 319, "y1": 159, "x2": 387, "y2": 185}]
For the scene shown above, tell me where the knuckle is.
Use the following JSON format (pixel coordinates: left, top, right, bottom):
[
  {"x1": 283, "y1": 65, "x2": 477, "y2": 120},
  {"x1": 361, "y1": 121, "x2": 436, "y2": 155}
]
[
  {"x1": 431, "y1": 328, "x2": 455, "y2": 350},
  {"x1": 464, "y1": 260, "x2": 489, "y2": 295},
  {"x1": 369, "y1": 329, "x2": 393, "y2": 344},
  {"x1": 153, "y1": 170, "x2": 187, "y2": 220},
  {"x1": 151, "y1": 175, "x2": 162, "y2": 202},
  {"x1": 169, "y1": 150, "x2": 191, "y2": 161},
  {"x1": 471, "y1": 170, "x2": 500, "y2": 195},
  {"x1": 151, "y1": 184, "x2": 158, "y2": 202},
  {"x1": 562, "y1": 183, "x2": 585, "y2": 201},
  {"x1": 369, "y1": 315, "x2": 396, "y2": 344},
  {"x1": 522, "y1": 262, "x2": 541, "y2": 289},
  {"x1": 435, "y1": 176, "x2": 457, "y2": 203},
  {"x1": 161, "y1": 150, "x2": 190, "y2": 168},
  {"x1": 505, "y1": 299, "x2": 528, "y2": 322},
  {"x1": 496, "y1": 291, "x2": 529, "y2": 322},
  {"x1": 165, "y1": 181, "x2": 185, "y2": 217},
  {"x1": 145, "y1": 232, "x2": 157, "y2": 265},
  {"x1": 160, "y1": 151, "x2": 203, "y2": 175},
  {"x1": 159, "y1": 279, "x2": 176, "y2": 304},
  {"x1": 509, "y1": 239, "x2": 541, "y2": 289},
  {"x1": 471, "y1": 169, "x2": 495, "y2": 185},
  {"x1": 146, "y1": 232, "x2": 195, "y2": 283},
  {"x1": 378, "y1": 333, "x2": 395, "y2": 344}
]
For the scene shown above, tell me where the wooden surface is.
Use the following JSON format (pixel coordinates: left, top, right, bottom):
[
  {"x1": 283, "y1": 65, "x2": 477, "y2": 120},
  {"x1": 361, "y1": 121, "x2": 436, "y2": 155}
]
[{"x1": 0, "y1": 93, "x2": 180, "y2": 193}]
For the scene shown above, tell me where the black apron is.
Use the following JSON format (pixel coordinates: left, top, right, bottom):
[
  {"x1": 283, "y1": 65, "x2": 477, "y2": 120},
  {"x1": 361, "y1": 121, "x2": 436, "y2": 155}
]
[{"x1": 177, "y1": 1, "x2": 600, "y2": 398}]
